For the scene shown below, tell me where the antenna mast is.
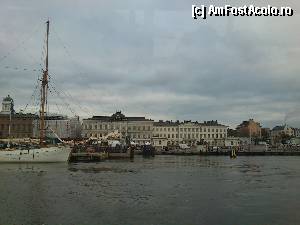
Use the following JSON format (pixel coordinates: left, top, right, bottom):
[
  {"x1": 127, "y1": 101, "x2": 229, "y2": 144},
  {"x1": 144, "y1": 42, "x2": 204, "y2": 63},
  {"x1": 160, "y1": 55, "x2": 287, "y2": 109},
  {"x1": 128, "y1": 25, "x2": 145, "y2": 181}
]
[{"x1": 40, "y1": 20, "x2": 49, "y2": 145}]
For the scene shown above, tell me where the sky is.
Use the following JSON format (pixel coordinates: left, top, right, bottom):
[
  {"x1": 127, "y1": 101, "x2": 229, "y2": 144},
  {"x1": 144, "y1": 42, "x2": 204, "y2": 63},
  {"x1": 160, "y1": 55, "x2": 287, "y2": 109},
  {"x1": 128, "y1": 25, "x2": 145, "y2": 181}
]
[{"x1": 0, "y1": 0, "x2": 299, "y2": 129}]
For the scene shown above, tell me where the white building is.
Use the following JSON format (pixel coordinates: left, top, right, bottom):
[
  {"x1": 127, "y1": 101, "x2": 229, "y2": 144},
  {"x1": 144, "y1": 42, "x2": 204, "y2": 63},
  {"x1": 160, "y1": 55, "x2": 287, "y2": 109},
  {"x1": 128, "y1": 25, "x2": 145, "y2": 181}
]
[
  {"x1": 82, "y1": 111, "x2": 153, "y2": 145},
  {"x1": 152, "y1": 120, "x2": 228, "y2": 147},
  {"x1": 271, "y1": 124, "x2": 294, "y2": 144},
  {"x1": 33, "y1": 115, "x2": 82, "y2": 139}
]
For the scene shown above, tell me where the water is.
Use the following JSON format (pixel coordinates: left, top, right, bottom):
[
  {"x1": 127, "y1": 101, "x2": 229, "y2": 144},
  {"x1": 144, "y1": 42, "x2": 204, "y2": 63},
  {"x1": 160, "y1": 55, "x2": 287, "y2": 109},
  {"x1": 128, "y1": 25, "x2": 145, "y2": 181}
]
[{"x1": 0, "y1": 155, "x2": 299, "y2": 225}]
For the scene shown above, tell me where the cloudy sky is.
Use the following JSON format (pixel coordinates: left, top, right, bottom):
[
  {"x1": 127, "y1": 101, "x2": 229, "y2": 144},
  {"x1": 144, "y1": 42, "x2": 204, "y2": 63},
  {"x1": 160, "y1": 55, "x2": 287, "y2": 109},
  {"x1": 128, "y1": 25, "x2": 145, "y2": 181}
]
[{"x1": 0, "y1": 0, "x2": 299, "y2": 128}]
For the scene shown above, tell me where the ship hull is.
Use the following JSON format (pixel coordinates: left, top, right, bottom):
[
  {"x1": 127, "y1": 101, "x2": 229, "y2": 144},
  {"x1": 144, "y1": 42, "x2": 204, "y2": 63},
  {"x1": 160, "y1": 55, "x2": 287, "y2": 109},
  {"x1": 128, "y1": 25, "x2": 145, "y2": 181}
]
[{"x1": 0, "y1": 146, "x2": 71, "y2": 163}]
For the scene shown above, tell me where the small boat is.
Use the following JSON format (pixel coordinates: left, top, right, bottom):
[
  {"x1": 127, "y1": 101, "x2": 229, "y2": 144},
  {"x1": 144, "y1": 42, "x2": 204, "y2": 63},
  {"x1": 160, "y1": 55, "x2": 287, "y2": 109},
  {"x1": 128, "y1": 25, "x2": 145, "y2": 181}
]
[{"x1": 141, "y1": 142, "x2": 155, "y2": 157}]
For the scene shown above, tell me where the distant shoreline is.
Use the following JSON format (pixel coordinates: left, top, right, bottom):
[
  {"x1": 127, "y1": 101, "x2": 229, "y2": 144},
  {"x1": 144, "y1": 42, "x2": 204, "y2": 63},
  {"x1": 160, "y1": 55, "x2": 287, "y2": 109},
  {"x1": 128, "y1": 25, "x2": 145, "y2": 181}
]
[{"x1": 154, "y1": 151, "x2": 300, "y2": 156}]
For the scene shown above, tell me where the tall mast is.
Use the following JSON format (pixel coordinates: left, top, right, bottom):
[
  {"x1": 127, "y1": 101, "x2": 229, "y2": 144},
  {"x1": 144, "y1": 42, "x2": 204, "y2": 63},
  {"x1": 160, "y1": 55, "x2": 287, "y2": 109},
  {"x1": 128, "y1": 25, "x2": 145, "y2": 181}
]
[{"x1": 40, "y1": 20, "x2": 49, "y2": 145}]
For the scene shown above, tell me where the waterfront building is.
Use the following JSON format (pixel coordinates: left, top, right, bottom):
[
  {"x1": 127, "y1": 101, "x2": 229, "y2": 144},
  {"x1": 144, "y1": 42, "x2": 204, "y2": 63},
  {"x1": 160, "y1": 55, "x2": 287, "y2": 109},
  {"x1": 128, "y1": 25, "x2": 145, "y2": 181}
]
[
  {"x1": 33, "y1": 115, "x2": 82, "y2": 139},
  {"x1": 0, "y1": 113, "x2": 37, "y2": 138},
  {"x1": 152, "y1": 120, "x2": 228, "y2": 147},
  {"x1": 152, "y1": 120, "x2": 180, "y2": 146},
  {"x1": 82, "y1": 111, "x2": 154, "y2": 145},
  {"x1": 0, "y1": 95, "x2": 37, "y2": 138},
  {"x1": 236, "y1": 119, "x2": 262, "y2": 138},
  {"x1": 271, "y1": 124, "x2": 294, "y2": 145},
  {"x1": 200, "y1": 120, "x2": 228, "y2": 146}
]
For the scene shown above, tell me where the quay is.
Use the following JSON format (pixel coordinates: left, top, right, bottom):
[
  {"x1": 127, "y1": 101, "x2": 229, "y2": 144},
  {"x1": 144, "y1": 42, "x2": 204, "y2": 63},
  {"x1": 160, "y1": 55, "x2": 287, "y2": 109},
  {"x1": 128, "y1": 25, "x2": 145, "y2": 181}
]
[
  {"x1": 69, "y1": 152, "x2": 108, "y2": 162},
  {"x1": 157, "y1": 149, "x2": 300, "y2": 156},
  {"x1": 69, "y1": 149, "x2": 134, "y2": 162}
]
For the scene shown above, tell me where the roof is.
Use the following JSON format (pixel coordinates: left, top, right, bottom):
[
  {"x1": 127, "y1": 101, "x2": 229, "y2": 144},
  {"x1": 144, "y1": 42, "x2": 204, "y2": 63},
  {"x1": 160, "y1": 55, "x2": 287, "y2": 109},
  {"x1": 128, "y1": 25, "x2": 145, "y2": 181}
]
[
  {"x1": 0, "y1": 113, "x2": 38, "y2": 119},
  {"x1": 153, "y1": 120, "x2": 227, "y2": 127},
  {"x1": 153, "y1": 120, "x2": 179, "y2": 126},
  {"x1": 84, "y1": 111, "x2": 153, "y2": 122},
  {"x1": 272, "y1": 125, "x2": 284, "y2": 131},
  {"x1": 272, "y1": 125, "x2": 291, "y2": 131}
]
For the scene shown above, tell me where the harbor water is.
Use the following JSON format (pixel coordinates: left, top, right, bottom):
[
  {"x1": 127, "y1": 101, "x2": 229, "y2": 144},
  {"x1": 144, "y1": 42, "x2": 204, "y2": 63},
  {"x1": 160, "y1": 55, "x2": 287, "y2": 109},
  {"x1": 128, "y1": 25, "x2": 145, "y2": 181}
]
[{"x1": 0, "y1": 155, "x2": 300, "y2": 225}]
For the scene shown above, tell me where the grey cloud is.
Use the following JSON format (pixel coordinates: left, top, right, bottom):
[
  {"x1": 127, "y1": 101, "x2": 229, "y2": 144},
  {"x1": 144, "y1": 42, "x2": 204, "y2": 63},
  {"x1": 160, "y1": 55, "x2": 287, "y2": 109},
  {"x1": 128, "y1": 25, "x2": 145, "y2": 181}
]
[{"x1": 0, "y1": 0, "x2": 299, "y2": 129}]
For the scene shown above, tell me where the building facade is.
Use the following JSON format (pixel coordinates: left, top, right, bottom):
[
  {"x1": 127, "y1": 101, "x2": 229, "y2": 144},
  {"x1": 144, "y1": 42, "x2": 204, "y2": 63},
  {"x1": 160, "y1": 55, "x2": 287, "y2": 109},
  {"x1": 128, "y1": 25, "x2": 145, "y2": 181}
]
[
  {"x1": 271, "y1": 125, "x2": 294, "y2": 145},
  {"x1": 33, "y1": 115, "x2": 82, "y2": 139},
  {"x1": 82, "y1": 111, "x2": 154, "y2": 145},
  {"x1": 0, "y1": 95, "x2": 37, "y2": 138},
  {"x1": 0, "y1": 113, "x2": 37, "y2": 138},
  {"x1": 236, "y1": 119, "x2": 262, "y2": 138},
  {"x1": 152, "y1": 120, "x2": 228, "y2": 147}
]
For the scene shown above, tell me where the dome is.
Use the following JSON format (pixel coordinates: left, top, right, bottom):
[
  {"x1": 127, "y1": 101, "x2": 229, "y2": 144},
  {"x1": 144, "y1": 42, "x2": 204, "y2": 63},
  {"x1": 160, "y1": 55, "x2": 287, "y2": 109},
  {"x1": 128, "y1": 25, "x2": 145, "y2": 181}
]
[
  {"x1": 111, "y1": 111, "x2": 126, "y2": 121},
  {"x1": 3, "y1": 95, "x2": 13, "y2": 102}
]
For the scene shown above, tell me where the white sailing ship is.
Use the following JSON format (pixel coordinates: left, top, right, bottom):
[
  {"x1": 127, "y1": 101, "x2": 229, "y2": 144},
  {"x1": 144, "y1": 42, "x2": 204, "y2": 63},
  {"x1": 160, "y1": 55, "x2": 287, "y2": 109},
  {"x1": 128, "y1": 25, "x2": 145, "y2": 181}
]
[
  {"x1": 0, "y1": 146, "x2": 71, "y2": 163},
  {"x1": 0, "y1": 21, "x2": 71, "y2": 162}
]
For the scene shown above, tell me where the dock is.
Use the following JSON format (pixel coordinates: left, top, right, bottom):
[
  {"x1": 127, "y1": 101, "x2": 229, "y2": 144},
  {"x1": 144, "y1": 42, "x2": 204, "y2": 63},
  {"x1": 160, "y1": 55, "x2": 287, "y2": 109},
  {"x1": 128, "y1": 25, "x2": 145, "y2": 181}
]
[{"x1": 69, "y1": 152, "x2": 108, "y2": 162}]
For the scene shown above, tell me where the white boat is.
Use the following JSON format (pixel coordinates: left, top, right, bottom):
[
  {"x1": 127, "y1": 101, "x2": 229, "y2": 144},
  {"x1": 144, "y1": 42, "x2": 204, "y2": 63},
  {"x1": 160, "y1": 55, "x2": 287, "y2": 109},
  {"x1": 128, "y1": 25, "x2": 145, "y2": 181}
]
[
  {"x1": 0, "y1": 145, "x2": 71, "y2": 163},
  {"x1": 0, "y1": 21, "x2": 71, "y2": 163}
]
